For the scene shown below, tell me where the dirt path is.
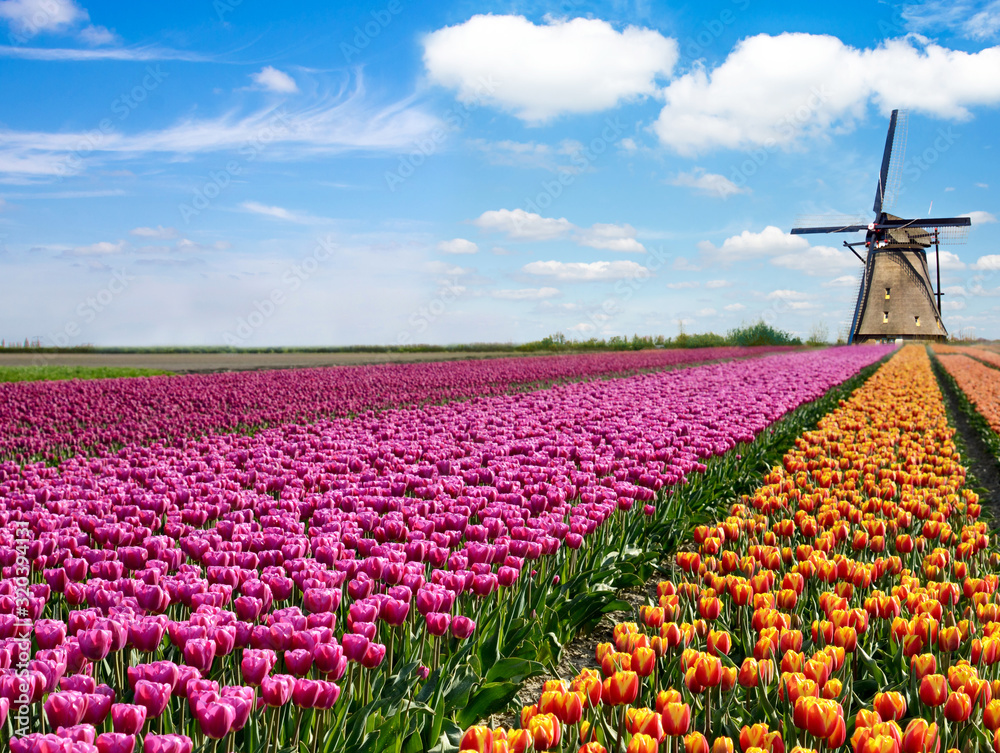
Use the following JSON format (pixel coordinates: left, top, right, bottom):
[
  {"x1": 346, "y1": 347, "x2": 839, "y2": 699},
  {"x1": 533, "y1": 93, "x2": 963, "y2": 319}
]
[{"x1": 932, "y1": 356, "x2": 1000, "y2": 512}]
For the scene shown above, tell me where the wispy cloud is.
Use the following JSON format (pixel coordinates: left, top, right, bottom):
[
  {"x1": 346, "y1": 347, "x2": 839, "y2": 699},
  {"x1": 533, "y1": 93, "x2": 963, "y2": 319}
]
[
  {"x1": 241, "y1": 201, "x2": 323, "y2": 224},
  {"x1": 0, "y1": 44, "x2": 211, "y2": 61},
  {"x1": 0, "y1": 74, "x2": 441, "y2": 180}
]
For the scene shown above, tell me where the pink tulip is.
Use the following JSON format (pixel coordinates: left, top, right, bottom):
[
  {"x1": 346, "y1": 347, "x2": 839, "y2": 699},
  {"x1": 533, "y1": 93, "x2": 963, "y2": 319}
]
[
  {"x1": 182, "y1": 639, "x2": 215, "y2": 674},
  {"x1": 284, "y1": 649, "x2": 313, "y2": 676},
  {"x1": 425, "y1": 612, "x2": 451, "y2": 637},
  {"x1": 261, "y1": 675, "x2": 295, "y2": 707},
  {"x1": 451, "y1": 616, "x2": 476, "y2": 640},
  {"x1": 240, "y1": 649, "x2": 276, "y2": 686},
  {"x1": 44, "y1": 690, "x2": 87, "y2": 728},
  {"x1": 111, "y1": 704, "x2": 146, "y2": 735},
  {"x1": 142, "y1": 735, "x2": 194, "y2": 753},
  {"x1": 96, "y1": 733, "x2": 136, "y2": 753},
  {"x1": 194, "y1": 701, "x2": 235, "y2": 739},
  {"x1": 133, "y1": 680, "x2": 171, "y2": 718},
  {"x1": 78, "y1": 629, "x2": 112, "y2": 662}
]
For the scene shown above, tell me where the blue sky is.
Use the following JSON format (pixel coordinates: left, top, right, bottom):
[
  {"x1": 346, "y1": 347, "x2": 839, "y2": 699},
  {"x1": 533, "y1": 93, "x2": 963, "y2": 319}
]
[{"x1": 0, "y1": 0, "x2": 998, "y2": 346}]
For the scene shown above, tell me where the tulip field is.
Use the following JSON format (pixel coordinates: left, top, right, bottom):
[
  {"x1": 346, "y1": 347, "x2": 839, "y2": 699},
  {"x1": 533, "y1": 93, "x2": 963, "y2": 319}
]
[{"x1": 5, "y1": 342, "x2": 1000, "y2": 753}]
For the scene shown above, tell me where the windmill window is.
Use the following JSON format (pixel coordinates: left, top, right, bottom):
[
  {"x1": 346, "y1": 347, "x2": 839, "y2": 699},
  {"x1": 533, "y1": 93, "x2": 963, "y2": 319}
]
[
  {"x1": 885, "y1": 287, "x2": 891, "y2": 299},
  {"x1": 915, "y1": 316, "x2": 921, "y2": 327},
  {"x1": 883, "y1": 311, "x2": 889, "y2": 323}
]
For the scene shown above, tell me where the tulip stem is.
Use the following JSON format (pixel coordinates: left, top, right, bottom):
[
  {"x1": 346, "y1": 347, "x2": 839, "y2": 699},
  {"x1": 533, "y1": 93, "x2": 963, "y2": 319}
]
[{"x1": 617, "y1": 704, "x2": 626, "y2": 753}]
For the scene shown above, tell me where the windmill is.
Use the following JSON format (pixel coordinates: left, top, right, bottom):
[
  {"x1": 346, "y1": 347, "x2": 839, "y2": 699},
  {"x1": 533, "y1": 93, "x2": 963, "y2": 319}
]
[{"x1": 790, "y1": 110, "x2": 970, "y2": 343}]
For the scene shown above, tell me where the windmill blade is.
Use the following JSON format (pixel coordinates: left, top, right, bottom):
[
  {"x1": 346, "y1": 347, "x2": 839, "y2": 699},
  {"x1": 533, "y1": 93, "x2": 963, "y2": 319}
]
[
  {"x1": 791, "y1": 224, "x2": 869, "y2": 235},
  {"x1": 873, "y1": 110, "x2": 908, "y2": 216},
  {"x1": 892, "y1": 226, "x2": 969, "y2": 246},
  {"x1": 881, "y1": 110, "x2": 908, "y2": 215},
  {"x1": 878, "y1": 216, "x2": 971, "y2": 229}
]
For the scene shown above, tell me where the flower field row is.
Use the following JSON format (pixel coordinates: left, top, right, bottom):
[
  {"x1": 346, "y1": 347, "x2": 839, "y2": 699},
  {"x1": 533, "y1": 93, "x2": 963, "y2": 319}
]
[
  {"x1": 463, "y1": 345, "x2": 994, "y2": 753},
  {"x1": 935, "y1": 346, "x2": 1000, "y2": 372},
  {"x1": 0, "y1": 346, "x2": 890, "y2": 753},
  {"x1": 0, "y1": 346, "x2": 791, "y2": 464},
  {"x1": 935, "y1": 354, "x2": 1000, "y2": 436}
]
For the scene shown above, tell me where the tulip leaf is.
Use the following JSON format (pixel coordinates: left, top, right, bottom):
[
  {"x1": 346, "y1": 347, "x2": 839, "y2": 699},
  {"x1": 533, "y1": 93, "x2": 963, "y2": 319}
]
[
  {"x1": 484, "y1": 657, "x2": 544, "y2": 685},
  {"x1": 456, "y1": 680, "x2": 524, "y2": 728}
]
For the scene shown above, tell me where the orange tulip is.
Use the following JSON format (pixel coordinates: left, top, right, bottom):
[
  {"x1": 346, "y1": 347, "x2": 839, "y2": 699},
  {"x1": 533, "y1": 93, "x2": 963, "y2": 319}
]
[
  {"x1": 627, "y1": 733, "x2": 658, "y2": 753},
  {"x1": 939, "y1": 627, "x2": 961, "y2": 653},
  {"x1": 900, "y1": 719, "x2": 939, "y2": 753},
  {"x1": 874, "y1": 692, "x2": 907, "y2": 722},
  {"x1": 919, "y1": 675, "x2": 948, "y2": 707},
  {"x1": 461, "y1": 726, "x2": 494, "y2": 753},
  {"x1": 527, "y1": 713, "x2": 560, "y2": 751},
  {"x1": 695, "y1": 654, "x2": 723, "y2": 688},
  {"x1": 708, "y1": 631, "x2": 732, "y2": 657},
  {"x1": 507, "y1": 730, "x2": 532, "y2": 753},
  {"x1": 579, "y1": 743, "x2": 608, "y2": 753},
  {"x1": 656, "y1": 689, "x2": 682, "y2": 713},
  {"x1": 685, "y1": 732, "x2": 710, "y2": 753},
  {"x1": 911, "y1": 654, "x2": 937, "y2": 681},
  {"x1": 521, "y1": 705, "x2": 538, "y2": 730},
  {"x1": 662, "y1": 702, "x2": 691, "y2": 736},
  {"x1": 944, "y1": 691, "x2": 971, "y2": 723},
  {"x1": 713, "y1": 738, "x2": 735, "y2": 753},
  {"x1": 632, "y1": 647, "x2": 656, "y2": 678},
  {"x1": 983, "y1": 699, "x2": 1000, "y2": 731},
  {"x1": 555, "y1": 691, "x2": 584, "y2": 725},
  {"x1": 606, "y1": 671, "x2": 639, "y2": 706}
]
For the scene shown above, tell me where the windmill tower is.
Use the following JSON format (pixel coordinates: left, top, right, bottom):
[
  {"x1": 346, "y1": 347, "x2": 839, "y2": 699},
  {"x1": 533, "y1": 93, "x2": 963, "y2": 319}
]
[{"x1": 791, "y1": 110, "x2": 970, "y2": 343}]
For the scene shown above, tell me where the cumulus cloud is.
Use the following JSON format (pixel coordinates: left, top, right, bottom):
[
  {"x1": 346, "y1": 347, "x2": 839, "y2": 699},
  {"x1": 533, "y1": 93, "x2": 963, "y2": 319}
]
[
  {"x1": 822, "y1": 275, "x2": 859, "y2": 287},
  {"x1": 724, "y1": 303, "x2": 746, "y2": 311},
  {"x1": 964, "y1": 210, "x2": 998, "y2": 224},
  {"x1": 491, "y1": 287, "x2": 560, "y2": 300},
  {"x1": 929, "y1": 250, "x2": 966, "y2": 270},
  {"x1": 78, "y1": 24, "x2": 116, "y2": 45},
  {"x1": 705, "y1": 279, "x2": 732, "y2": 288},
  {"x1": 250, "y1": 66, "x2": 298, "y2": 94},
  {"x1": 698, "y1": 226, "x2": 809, "y2": 264},
  {"x1": 437, "y1": 238, "x2": 478, "y2": 255},
  {"x1": 423, "y1": 14, "x2": 677, "y2": 122},
  {"x1": 973, "y1": 254, "x2": 1000, "y2": 269},
  {"x1": 473, "y1": 209, "x2": 573, "y2": 241},
  {"x1": 68, "y1": 239, "x2": 126, "y2": 256},
  {"x1": 772, "y1": 245, "x2": 860, "y2": 276},
  {"x1": 522, "y1": 260, "x2": 651, "y2": 281},
  {"x1": 0, "y1": 0, "x2": 86, "y2": 35},
  {"x1": 666, "y1": 281, "x2": 699, "y2": 289},
  {"x1": 130, "y1": 225, "x2": 177, "y2": 239},
  {"x1": 669, "y1": 168, "x2": 750, "y2": 198},
  {"x1": 652, "y1": 33, "x2": 1000, "y2": 154},
  {"x1": 574, "y1": 223, "x2": 646, "y2": 253},
  {"x1": 767, "y1": 289, "x2": 808, "y2": 300}
]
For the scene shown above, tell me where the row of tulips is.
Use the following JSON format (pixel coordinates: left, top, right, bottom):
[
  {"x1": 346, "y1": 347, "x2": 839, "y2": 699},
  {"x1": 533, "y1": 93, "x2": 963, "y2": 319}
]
[
  {"x1": 934, "y1": 346, "x2": 1000, "y2": 372},
  {"x1": 934, "y1": 353, "x2": 1000, "y2": 437},
  {"x1": 0, "y1": 346, "x2": 791, "y2": 464},
  {"x1": 0, "y1": 347, "x2": 891, "y2": 752},
  {"x1": 460, "y1": 345, "x2": 998, "y2": 753}
]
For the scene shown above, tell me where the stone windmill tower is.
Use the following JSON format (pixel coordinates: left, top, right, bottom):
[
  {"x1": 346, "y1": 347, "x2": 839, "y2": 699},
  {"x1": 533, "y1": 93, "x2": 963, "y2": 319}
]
[{"x1": 791, "y1": 110, "x2": 970, "y2": 343}]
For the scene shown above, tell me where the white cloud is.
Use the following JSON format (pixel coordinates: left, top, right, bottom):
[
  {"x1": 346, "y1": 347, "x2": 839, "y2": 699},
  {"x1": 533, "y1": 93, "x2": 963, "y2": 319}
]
[
  {"x1": 904, "y1": 1, "x2": 1000, "y2": 41},
  {"x1": 240, "y1": 201, "x2": 325, "y2": 224},
  {"x1": 78, "y1": 24, "x2": 116, "y2": 45},
  {"x1": 251, "y1": 66, "x2": 298, "y2": 94},
  {"x1": 977, "y1": 182, "x2": 990, "y2": 188},
  {"x1": 724, "y1": 303, "x2": 746, "y2": 311},
  {"x1": 767, "y1": 289, "x2": 808, "y2": 300},
  {"x1": 69, "y1": 239, "x2": 126, "y2": 256},
  {"x1": 973, "y1": 254, "x2": 1000, "y2": 270},
  {"x1": 772, "y1": 245, "x2": 860, "y2": 276},
  {"x1": 491, "y1": 287, "x2": 560, "y2": 300},
  {"x1": 822, "y1": 275, "x2": 859, "y2": 287},
  {"x1": 943, "y1": 299, "x2": 967, "y2": 310},
  {"x1": 425, "y1": 261, "x2": 473, "y2": 277},
  {"x1": 698, "y1": 226, "x2": 809, "y2": 264},
  {"x1": 423, "y1": 14, "x2": 677, "y2": 122},
  {"x1": 964, "y1": 210, "x2": 998, "y2": 224},
  {"x1": 0, "y1": 0, "x2": 86, "y2": 35},
  {"x1": 943, "y1": 285, "x2": 969, "y2": 296},
  {"x1": 574, "y1": 223, "x2": 646, "y2": 254},
  {"x1": 669, "y1": 168, "x2": 750, "y2": 198},
  {"x1": 0, "y1": 44, "x2": 208, "y2": 61},
  {"x1": 175, "y1": 238, "x2": 229, "y2": 253},
  {"x1": 930, "y1": 250, "x2": 966, "y2": 270},
  {"x1": 697, "y1": 308, "x2": 718, "y2": 316},
  {"x1": 705, "y1": 279, "x2": 732, "y2": 288},
  {"x1": 473, "y1": 209, "x2": 573, "y2": 241},
  {"x1": 437, "y1": 238, "x2": 478, "y2": 255},
  {"x1": 130, "y1": 225, "x2": 177, "y2": 239},
  {"x1": 0, "y1": 74, "x2": 441, "y2": 179},
  {"x1": 522, "y1": 260, "x2": 651, "y2": 281},
  {"x1": 666, "y1": 281, "x2": 699, "y2": 289},
  {"x1": 652, "y1": 33, "x2": 1000, "y2": 154}
]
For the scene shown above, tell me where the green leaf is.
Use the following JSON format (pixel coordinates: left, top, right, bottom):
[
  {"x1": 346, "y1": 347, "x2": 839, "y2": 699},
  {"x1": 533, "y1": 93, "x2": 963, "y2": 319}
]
[
  {"x1": 456, "y1": 681, "x2": 524, "y2": 728},
  {"x1": 485, "y1": 657, "x2": 544, "y2": 685}
]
